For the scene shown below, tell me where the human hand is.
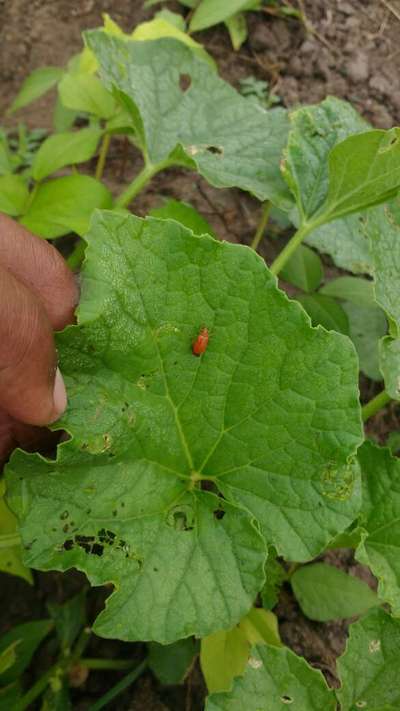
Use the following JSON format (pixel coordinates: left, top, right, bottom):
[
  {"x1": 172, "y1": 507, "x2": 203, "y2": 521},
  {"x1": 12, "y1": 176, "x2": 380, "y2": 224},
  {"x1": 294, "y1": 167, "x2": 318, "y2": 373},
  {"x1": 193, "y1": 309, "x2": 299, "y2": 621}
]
[{"x1": 0, "y1": 213, "x2": 78, "y2": 464}]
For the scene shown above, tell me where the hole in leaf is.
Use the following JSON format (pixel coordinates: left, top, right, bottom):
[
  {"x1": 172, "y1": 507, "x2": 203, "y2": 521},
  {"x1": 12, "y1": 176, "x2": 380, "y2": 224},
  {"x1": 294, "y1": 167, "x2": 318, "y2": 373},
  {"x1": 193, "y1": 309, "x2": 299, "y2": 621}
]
[
  {"x1": 179, "y1": 73, "x2": 191, "y2": 92},
  {"x1": 167, "y1": 505, "x2": 195, "y2": 531},
  {"x1": 61, "y1": 529, "x2": 132, "y2": 559},
  {"x1": 60, "y1": 511, "x2": 69, "y2": 520},
  {"x1": 213, "y1": 509, "x2": 225, "y2": 520},
  {"x1": 281, "y1": 696, "x2": 294, "y2": 705},
  {"x1": 206, "y1": 145, "x2": 223, "y2": 156},
  {"x1": 200, "y1": 479, "x2": 218, "y2": 493}
]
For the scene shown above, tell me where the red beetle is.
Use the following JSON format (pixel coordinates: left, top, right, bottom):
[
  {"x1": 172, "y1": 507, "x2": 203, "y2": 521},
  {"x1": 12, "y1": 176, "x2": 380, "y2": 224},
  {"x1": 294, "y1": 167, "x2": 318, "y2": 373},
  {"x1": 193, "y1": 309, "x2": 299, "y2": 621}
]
[{"x1": 192, "y1": 327, "x2": 209, "y2": 356}]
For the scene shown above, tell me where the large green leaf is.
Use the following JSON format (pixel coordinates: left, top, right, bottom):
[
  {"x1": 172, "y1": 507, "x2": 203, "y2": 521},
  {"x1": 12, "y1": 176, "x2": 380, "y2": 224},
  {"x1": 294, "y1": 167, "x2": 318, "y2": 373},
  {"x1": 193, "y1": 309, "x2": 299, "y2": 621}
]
[
  {"x1": 7, "y1": 212, "x2": 362, "y2": 642},
  {"x1": 205, "y1": 644, "x2": 336, "y2": 710},
  {"x1": 318, "y1": 129, "x2": 400, "y2": 223},
  {"x1": 32, "y1": 128, "x2": 103, "y2": 181},
  {"x1": 336, "y1": 608, "x2": 400, "y2": 711},
  {"x1": 379, "y1": 337, "x2": 400, "y2": 399},
  {"x1": 342, "y1": 301, "x2": 386, "y2": 382},
  {"x1": 366, "y1": 200, "x2": 400, "y2": 329},
  {"x1": 306, "y1": 212, "x2": 373, "y2": 275},
  {"x1": 85, "y1": 33, "x2": 292, "y2": 206},
  {"x1": 356, "y1": 442, "x2": 400, "y2": 615},
  {"x1": 9, "y1": 67, "x2": 63, "y2": 112},
  {"x1": 20, "y1": 175, "x2": 112, "y2": 238},
  {"x1": 283, "y1": 97, "x2": 369, "y2": 223},
  {"x1": 284, "y1": 96, "x2": 400, "y2": 228},
  {"x1": 291, "y1": 562, "x2": 379, "y2": 622}
]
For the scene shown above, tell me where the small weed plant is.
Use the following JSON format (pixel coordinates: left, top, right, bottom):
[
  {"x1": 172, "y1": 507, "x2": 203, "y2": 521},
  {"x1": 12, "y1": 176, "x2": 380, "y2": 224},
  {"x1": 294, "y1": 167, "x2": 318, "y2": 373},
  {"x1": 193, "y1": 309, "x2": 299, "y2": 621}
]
[{"x1": 1, "y1": 9, "x2": 400, "y2": 711}]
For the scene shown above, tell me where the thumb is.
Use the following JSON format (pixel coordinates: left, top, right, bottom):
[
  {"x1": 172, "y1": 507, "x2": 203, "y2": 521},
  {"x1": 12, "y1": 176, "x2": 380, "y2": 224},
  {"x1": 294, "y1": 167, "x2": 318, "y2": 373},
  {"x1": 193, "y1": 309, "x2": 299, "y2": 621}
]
[{"x1": 0, "y1": 265, "x2": 67, "y2": 425}]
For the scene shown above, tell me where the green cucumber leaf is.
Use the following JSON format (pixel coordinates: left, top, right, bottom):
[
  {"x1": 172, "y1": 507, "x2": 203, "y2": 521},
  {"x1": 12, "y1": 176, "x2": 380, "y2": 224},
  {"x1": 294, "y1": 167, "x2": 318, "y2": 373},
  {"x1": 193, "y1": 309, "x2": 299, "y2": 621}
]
[
  {"x1": 9, "y1": 67, "x2": 63, "y2": 112},
  {"x1": 297, "y1": 293, "x2": 349, "y2": 334},
  {"x1": 201, "y1": 626, "x2": 249, "y2": 694},
  {"x1": 149, "y1": 199, "x2": 217, "y2": 238},
  {"x1": 20, "y1": 175, "x2": 112, "y2": 238},
  {"x1": 283, "y1": 97, "x2": 369, "y2": 222},
  {"x1": 356, "y1": 442, "x2": 400, "y2": 615},
  {"x1": 379, "y1": 336, "x2": 400, "y2": 399},
  {"x1": 260, "y1": 547, "x2": 286, "y2": 610},
  {"x1": 85, "y1": 33, "x2": 292, "y2": 206},
  {"x1": 318, "y1": 128, "x2": 400, "y2": 223},
  {"x1": 320, "y1": 276, "x2": 376, "y2": 307},
  {"x1": 6, "y1": 211, "x2": 362, "y2": 643},
  {"x1": 0, "y1": 174, "x2": 29, "y2": 216},
  {"x1": 132, "y1": 16, "x2": 215, "y2": 69},
  {"x1": 366, "y1": 200, "x2": 400, "y2": 329},
  {"x1": 291, "y1": 562, "x2": 379, "y2": 622},
  {"x1": 239, "y1": 608, "x2": 280, "y2": 648},
  {"x1": 205, "y1": 644, "x2": 336, "y2": 710},
  {"x1": 336, "y1": 608, "x2": 400, "y2": 711},
  {"x1": 342, "y1": 301, "x2": 386, "y2": 382},
  {"x1": 190, "y1": 0, "x2": 260, "y2": 32},
  {"x1": 148, "y1": 637, "x2": 199, "y2": 685},
  {"x1": 32, "y1": 128, "x2": 102, "y2": 181},
  {"x1": 280, "y1": 244, "x2": 323, "y2": 293},
  {"x1": 306, "y1": 212, "x2": 373, "y2": 275},
  {"x1": 201, "y1": 607, "x2": 280, "y2": 694},
  {"x1": 58, "y1": 73, "x2": 116, "y2": 119},
  {"x1": 0, "y1": 481, "x2": 32, "y2": 584},
  {"x1": 0, "y1": 620, "x2": 53, "y2": 685}
]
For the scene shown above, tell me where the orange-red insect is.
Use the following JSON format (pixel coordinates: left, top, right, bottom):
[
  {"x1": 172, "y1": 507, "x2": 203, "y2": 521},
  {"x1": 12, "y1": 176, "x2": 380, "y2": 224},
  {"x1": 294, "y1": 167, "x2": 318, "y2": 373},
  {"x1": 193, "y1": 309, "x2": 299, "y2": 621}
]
[{"x1": 192, "y1": 327, "x2": 209, "y2": 356}]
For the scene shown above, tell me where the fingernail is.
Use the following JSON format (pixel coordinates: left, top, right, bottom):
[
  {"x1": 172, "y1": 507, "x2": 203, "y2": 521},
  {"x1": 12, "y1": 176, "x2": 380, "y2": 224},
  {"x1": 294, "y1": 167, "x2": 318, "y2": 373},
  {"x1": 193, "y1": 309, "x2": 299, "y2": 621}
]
[{"x1": 52, "y1": 367, "x2": 67, "y2": 420}]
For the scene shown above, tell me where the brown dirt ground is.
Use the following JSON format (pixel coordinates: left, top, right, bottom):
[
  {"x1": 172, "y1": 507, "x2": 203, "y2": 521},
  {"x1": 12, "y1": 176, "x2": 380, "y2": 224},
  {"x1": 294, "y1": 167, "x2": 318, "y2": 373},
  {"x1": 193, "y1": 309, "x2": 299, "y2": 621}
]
[{"x1": 0, "y1": 0, "x2": 399, "y2": 708}]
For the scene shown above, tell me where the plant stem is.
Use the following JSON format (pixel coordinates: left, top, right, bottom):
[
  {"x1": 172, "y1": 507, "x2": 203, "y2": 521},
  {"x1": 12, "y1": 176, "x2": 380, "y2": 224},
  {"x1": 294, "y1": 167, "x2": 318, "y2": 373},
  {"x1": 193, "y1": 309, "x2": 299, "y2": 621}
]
[
  {"x1": 80, "y1": 658, "x2": 134, "y2": 670},
  {"x1": 115, "y1": 160, "x2": 172, "y2": 209},
  {"x1": 0, "y1": 532, "x2": 21, "y2": 549},
  {"x1": 269, "y1": 222, "x2": 314, "y2": 276},
  {"x1": 67, "y1": 239, "x2": 86, "y2": 271},
  {"x1": 87, "y1": 659, "x2": 148, "y2": 711},
  {"x1": 15, "y1": 628, "x2": 91, "y2": 711},
  {"x1": 362, "y1": 390, "x2": 392, "y2": 422},
  {"x1": 15, "y1": 660, "x2": 61, "y2": 710},
  {"x1": 95, "y1": 133, "x2": 111, "y2": 181},
  {"x1": 250, "y1": 201, "x2": 271, "y2": 251}
]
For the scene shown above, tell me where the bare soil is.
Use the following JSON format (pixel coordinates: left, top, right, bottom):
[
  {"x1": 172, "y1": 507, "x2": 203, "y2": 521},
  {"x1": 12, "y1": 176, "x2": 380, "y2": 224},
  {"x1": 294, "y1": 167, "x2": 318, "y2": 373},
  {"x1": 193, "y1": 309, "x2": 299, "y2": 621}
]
[{"x1": 0, "y1": 0, "x2": 398, "y2": 708}]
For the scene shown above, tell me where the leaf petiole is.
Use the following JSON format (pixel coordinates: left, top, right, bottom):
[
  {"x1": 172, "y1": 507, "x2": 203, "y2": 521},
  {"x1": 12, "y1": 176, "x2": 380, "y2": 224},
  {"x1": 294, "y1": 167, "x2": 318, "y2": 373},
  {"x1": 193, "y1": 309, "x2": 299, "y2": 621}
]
[
  {"x1": 95, "y1": 132, "x2": 111, "y2": 181},
  {"x1": 362, "y1": 390, "x2": 392, "y2": 422},
  {"x1": 87, "y1": 658, "x2": 148, "y2": 711},
  {"x1": 250, "y1": 201, "x2": 271, "y2": 252},
  {"x1": 115, "y1": 159, "x2": 175, "y2": 209},
  {"x1": 269, "y1": 221, "x2": 316, "y2": 276}
]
